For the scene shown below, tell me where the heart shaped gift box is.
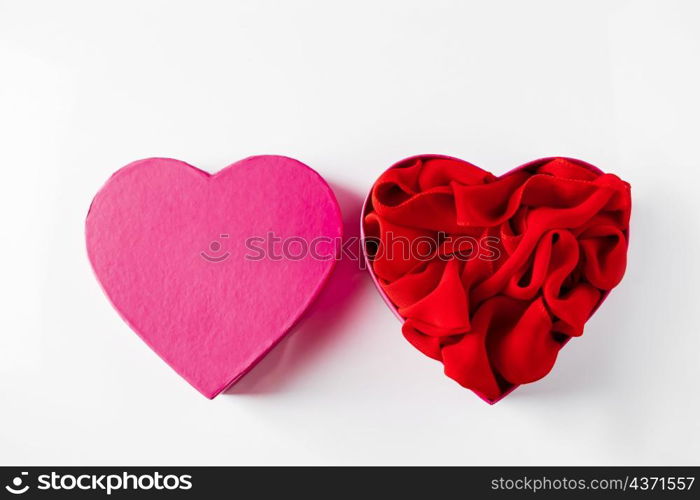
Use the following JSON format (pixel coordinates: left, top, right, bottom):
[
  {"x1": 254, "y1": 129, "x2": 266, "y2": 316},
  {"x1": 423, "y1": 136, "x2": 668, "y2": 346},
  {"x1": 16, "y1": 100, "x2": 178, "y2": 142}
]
[
  {"x1": 362, "y1": 155, "x2": 631, "y2": 403},
  {"x1": 86, "y1": 155, "x2": 342, "y2": 398}
]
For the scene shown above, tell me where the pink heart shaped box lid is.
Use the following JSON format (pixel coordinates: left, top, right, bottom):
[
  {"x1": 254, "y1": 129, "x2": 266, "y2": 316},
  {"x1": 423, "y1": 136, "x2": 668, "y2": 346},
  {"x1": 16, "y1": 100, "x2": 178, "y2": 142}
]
[{"x1": 86, "y1": 155, "x2": 342, "y2": 398}]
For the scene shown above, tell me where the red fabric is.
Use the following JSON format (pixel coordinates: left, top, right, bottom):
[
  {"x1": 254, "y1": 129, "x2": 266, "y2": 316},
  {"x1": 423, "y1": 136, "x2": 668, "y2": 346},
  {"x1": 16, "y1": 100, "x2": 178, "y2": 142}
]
[{"x1": 364, "y1": 156, "x2": 631, "y2": 401}]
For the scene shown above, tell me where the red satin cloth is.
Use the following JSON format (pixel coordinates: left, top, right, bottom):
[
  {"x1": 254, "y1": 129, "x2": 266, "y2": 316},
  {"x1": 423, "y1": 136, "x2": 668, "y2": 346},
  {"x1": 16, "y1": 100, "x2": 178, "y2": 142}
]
[{"x1": 364, "y1": 157, "x2": 631, "y2": 401}]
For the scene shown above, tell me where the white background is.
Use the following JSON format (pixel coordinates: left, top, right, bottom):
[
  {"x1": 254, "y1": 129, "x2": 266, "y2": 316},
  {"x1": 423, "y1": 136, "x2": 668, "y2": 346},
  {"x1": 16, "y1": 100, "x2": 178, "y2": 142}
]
[{"x1": 1, "y1": 0, "x2": 699, "y2": 465}]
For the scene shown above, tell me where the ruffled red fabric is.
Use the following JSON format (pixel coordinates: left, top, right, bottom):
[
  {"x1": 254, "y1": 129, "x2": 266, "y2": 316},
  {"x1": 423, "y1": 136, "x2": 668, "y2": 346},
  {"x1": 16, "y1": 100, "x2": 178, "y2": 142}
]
[{"x1": 364, "y1": 156, "x2": 631, "y2": 401}]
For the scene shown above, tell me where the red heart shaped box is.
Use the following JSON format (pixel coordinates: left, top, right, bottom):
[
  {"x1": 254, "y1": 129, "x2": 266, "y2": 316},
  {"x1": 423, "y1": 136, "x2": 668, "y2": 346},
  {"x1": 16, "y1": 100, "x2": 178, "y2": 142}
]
[{"x1": 361, "y1": 155, "x2": 631, "y2": 404}]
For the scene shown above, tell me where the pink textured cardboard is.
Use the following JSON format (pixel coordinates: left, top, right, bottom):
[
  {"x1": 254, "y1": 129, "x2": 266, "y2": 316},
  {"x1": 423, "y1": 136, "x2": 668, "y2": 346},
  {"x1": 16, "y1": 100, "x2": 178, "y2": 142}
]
[
  {"x1": 360, "y1": 155, "x2": 605, "y2": 404},
  {"x1": 86, "y1": 155, "x2": 342, "y2": 398}
]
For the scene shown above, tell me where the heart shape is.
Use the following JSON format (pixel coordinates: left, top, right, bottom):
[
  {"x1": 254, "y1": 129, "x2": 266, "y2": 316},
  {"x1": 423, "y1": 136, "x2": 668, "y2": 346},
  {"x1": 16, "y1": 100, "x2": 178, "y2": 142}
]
[
  {"x1": 86, "y1": 156, "x2": 342, "y2": 398},
  {"x1": 362, "y1": 155, "x2": 631, "y2": 403}
]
